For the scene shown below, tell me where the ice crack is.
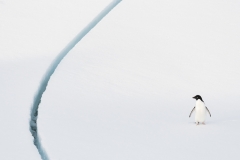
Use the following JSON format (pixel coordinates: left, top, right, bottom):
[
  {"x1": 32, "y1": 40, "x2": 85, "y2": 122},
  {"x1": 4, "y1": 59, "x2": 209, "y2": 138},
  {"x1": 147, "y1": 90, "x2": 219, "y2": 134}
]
[{"x1": 29, "y1": 1, "x2": 122, "y2": 159}]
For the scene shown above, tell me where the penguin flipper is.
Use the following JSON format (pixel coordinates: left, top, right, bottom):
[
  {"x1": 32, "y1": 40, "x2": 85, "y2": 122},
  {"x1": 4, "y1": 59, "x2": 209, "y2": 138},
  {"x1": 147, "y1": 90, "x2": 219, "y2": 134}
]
[
  {"x1": 206, "y1": 107, "x2": 211, "y2": 117},
  {"x1": 189, "y1": 107, "x2": 195, "y2": 117}
]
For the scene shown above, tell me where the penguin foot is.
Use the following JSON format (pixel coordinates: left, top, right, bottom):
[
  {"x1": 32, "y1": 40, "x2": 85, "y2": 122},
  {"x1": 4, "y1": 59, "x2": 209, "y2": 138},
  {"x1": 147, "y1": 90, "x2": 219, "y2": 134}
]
[
  {"x1": 196, "y1": 122, "x2": 199, "y2": 125},
  {"x1": 202, "y1": 122, "x2": 205, "y2": 125}
]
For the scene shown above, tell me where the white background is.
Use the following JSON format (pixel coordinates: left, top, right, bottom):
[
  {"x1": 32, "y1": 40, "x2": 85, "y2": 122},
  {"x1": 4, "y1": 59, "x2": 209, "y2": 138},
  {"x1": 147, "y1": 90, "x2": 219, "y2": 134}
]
[{"x1": 1, "y1": 0, "x2": 240, "y2": 159}]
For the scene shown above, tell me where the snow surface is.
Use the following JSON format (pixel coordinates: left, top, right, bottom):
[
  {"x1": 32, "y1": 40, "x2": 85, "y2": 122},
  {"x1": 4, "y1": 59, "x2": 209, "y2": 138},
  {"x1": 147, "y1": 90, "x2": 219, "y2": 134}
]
[
  {"x1": 2, "y1": 0, "x2": 240, "y2": 160},
  {"x1": 30, "y1": 1, "x2": 121, "y2": 159}
]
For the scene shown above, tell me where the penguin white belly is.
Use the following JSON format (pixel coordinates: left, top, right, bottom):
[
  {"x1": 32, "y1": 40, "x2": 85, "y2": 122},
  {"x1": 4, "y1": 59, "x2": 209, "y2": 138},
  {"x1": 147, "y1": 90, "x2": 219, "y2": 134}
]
[{"x1": 195, "y1": 100, "x2": 206, "y2": 123}]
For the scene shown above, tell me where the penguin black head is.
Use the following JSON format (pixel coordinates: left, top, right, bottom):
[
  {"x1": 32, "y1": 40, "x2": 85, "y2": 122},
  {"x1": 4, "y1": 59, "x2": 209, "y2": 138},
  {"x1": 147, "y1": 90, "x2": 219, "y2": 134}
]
[{"x1": 192, "y1": 95, "x2": 204, "y2": 102}]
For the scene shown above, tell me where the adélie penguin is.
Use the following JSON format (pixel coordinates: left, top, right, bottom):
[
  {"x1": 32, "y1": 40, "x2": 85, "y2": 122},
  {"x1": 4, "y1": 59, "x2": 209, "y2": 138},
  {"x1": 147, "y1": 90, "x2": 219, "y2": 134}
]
[{"x1": 189, "y1": 95, "x2": 211, "y2": 125}]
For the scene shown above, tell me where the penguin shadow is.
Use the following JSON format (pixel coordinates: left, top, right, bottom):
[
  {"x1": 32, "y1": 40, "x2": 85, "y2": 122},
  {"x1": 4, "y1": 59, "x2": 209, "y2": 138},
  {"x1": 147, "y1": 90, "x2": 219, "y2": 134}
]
[
  {"x1": 188, "y1": 122, "x2": 209, "y2": 126},
  {"x1": 188, "y1": 118, "x2": 240, "y2": 126},
  {"x1": 188, "y1": 116, "x2": 211, "y2": 126}
]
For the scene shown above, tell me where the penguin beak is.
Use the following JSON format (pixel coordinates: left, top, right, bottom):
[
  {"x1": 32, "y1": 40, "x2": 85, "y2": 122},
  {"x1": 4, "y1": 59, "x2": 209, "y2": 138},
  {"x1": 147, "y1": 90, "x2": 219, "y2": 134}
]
[{"x1": 192, "y1": 96, "x2": 196, "y2": 99}]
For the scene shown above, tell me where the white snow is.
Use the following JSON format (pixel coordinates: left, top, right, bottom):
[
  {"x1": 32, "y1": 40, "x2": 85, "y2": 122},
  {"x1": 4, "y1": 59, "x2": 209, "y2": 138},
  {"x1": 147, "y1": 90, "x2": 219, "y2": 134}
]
[{"x1": 2, "y1": 0, "x2": 240, "y2": 160}]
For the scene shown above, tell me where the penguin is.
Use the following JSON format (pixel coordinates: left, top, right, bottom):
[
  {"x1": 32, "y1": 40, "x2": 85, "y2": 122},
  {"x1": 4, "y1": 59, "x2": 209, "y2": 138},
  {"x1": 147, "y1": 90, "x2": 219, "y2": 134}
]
[{"x1": 189, "y1": 95, "x2": 211, "y2": 125}]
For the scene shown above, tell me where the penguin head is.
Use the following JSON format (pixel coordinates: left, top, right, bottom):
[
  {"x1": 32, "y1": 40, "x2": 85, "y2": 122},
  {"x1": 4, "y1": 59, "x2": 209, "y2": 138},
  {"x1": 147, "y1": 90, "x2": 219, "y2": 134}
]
[{"x1": 192, "y1": 95, "x2": 204, "y2": 102}]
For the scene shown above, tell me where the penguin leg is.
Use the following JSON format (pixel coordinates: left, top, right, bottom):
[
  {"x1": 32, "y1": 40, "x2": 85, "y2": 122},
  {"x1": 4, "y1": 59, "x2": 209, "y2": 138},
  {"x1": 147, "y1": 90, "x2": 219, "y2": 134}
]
[{"x1": 196, "y1": 122, "x2": 199, "y2": 125}]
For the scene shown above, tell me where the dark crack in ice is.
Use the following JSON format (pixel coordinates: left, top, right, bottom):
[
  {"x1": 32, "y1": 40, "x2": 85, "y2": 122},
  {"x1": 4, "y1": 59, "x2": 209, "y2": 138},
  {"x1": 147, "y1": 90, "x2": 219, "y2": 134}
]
[{"x1": 29, "y1": 1, "x2": 122, "y2": 159}]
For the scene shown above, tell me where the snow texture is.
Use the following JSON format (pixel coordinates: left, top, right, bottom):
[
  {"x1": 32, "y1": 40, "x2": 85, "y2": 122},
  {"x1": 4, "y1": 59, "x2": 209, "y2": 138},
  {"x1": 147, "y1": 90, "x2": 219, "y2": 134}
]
[
  {"x1": 29, "y1": 1, "x2": 121, "y2": 159},
  {"x1": 1, "y1": 0, "x2": 240, "y2": 160},
  {"x1": 38, "y1": 1, "x2": 240, "y2": 160}
]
